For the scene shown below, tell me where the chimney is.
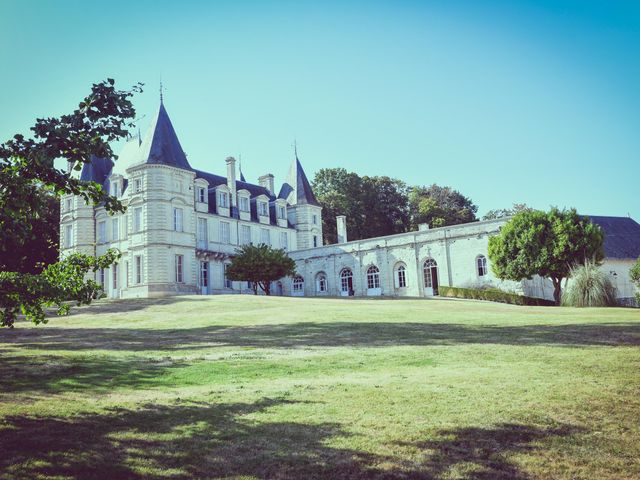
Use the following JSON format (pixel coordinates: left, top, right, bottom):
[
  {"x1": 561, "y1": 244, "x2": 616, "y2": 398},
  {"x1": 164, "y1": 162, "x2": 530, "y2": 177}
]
[
  {"x1": 226, "y1": 156, "x2": 237, "y2": 206},
  {"x1": 337, "y1": 215, "x2": 348, "y2": 243},
  {"x1": 418, "y1": 223, "x2": 430, "y2": 231},
  {"x1": 258, "y1": 174, "x2": 275, "y2": 195}
]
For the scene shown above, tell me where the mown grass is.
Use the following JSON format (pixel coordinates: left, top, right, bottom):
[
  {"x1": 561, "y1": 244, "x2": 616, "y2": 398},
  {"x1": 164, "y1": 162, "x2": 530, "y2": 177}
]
[{"x1": 1, "y1": 296, "x2": 639, "y2": 479}]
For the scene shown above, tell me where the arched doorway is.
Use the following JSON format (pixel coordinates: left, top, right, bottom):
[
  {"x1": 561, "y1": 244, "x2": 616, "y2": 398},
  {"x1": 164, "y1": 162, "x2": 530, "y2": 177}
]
[
  {"x1": 340, "y1": 268, "x2": 354, "y2": 296},
  {"x1": 423, "y1": 258, "x2": 439, "y2": 296}
]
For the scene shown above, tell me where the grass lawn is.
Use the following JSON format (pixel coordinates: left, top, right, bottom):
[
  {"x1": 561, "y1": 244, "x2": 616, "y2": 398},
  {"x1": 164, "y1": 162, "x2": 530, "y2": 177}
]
[{"x1": 1, "y1": 296, "x2": 639, "y2": 479}]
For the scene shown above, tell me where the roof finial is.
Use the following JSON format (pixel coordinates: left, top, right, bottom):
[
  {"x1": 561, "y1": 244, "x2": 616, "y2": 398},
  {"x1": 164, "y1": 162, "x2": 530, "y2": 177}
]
[
  {"x1": 159, "y1": 77, "x2": 164, "y2": 104},
  {"x1": 293, "y1": 139, "x2": 298, "y2": 160}
]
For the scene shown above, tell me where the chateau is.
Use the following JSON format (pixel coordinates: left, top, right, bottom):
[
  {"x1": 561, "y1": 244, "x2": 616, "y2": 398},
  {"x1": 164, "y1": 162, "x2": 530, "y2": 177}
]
[{"x1": 60, "y1": 101, "x2": 640, "y2": 304}]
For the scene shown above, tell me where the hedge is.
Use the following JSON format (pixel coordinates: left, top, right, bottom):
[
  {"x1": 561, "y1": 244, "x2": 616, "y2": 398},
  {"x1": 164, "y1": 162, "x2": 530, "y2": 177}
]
[{"x1": 438, "y1": 286, "x2": 555, "y2": 306}]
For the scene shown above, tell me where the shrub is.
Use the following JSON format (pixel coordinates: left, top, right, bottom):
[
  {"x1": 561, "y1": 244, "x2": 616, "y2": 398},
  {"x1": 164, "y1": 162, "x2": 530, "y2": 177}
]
[
  {"x1": 561, "y1": 261, "x2": 617, "y2": 307},
  {"x1": 438, "y1": 286, "x2": 554, "y2": 306},
  {"x1": 631, "y1": 257, "x2": 640, "y2": 304}
]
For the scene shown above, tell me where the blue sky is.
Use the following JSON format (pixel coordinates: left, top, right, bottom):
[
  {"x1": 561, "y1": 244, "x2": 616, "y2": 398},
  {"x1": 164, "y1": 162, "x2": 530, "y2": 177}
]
[{"x1": 1, "y1": 0, "x2": 638, "y2": 219}]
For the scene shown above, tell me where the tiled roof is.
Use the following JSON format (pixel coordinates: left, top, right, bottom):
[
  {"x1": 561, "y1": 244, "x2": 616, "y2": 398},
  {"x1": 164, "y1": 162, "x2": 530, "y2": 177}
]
[
  {"x1": 588, "y1": 215, "x2": 640, "y2": 260},
  {"x1": 79, "y1": 155, "x2": 113, "y2": 189},
  {"x1": 138, "y1": 103, "x2": 192, "y2": 170}
]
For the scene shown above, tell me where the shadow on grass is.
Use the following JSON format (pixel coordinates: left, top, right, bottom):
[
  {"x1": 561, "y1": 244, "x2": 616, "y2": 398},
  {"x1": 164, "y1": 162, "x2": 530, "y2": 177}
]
[
  {"x1": 0, "y1": 355, "x2": 185, "y2": 398},
  {"x1": 3, "y1": 321, "x2": 639, "y2": 352},
  {"x1": 0, "y1": 397, "x2": 577, "y2": 479}
]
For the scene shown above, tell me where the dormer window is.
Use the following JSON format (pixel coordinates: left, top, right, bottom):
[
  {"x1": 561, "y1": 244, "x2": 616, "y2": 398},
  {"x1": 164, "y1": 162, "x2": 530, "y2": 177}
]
[
  {"x1": 278, "y1": 206, "x2": 286, "y2": 219},
  {"x1": 111, "y1": 181, "x2": 121, "y2": 198},
  {"x1": 197, "y1": 187, "x2": 206, "y2": 203},
  {"x1": 218, "y1": 191, "x2": 229, "y2": 208},
  {"x1": 239, "y1": 196, "x2": 249, "y2": 212},
  {"x1": 258, "y1": 201, "x2": 268, "y2": 217}
]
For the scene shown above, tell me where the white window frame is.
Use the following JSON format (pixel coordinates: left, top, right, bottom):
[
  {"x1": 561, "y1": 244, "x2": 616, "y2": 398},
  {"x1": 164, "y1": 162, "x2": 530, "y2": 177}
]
[
  {"x1": 239, "y1": 196, "x2": 250, "y2": 212},
  {"x1": 340, "y1": 268, "x2": 353, "y2": 293},
  {"x1": 260, "y1": 228, "x2": 270, "y2": 246},
  {"x1": 218, "y1": 191, "x2": 228, "y2": 208},
  {"x1": 134, "y1": 178, "x2": 142, "y2": 193},
  {"x1": 175, "y1": 254, "x2": 184, "y2": 283},
  {"x1": 97, "y1": 221, "x2": 106, "y2": 243},
  {"x1": 367, "y1": 265, "x2": 380, "y2": 289},
  {"x1": 111, "y1": 218, "x2": 119, "y2": 241},
  {"x1": 396, "y1": 265, "x2": 407, "y2": 288},
  {"x1": 280, "y1": 231, "x2": 288, "y2": 250},
  {"x1": 134, "y1": 207, "x2": 142, "y2": 233},
  {"x1": 64, "y1": 224, "x2": 73, "y2": 248},
  {"x1": 220, "y1": 221, "x2": 230, "y2": 244},
  {"x1": 477, "y1": 255, "x2": 488, "y2": 277},
  {"x1": 197, "y1": 218, "x2": 208, "y2": 248},
  {"x1": 173, "y1": 207, "x2": 184, "y2": 232},
  {"x1": 241, "y1": 225, "x2": 252, "y2": 245},
  {"x1": 197, "y1": 187, "x2": 206, "y2": 203},
  {"x1": 112, "y1": 264, "x2": 118, "y2": 290},
  {"x1": 316, "y1": 273, "x2": 327, "y2": 293},
  {"x1": 258, "y1": 201, "x2": 268, "y2": 217},
  {"x1": 135, "y1": 255, "x2": 142, "y2": 284},
  {"x1": 423, "y1": 258, "x2": 437, "y2": 288},
  {"x1": 65, "y1": 198, "x2": 72, "y2": 212},
  {"x1": 278, "y1": 205, "x2": 286, "y2": 219},
  {"x1": 293, "y1": 275, "x2": 304, "y2": 292}
]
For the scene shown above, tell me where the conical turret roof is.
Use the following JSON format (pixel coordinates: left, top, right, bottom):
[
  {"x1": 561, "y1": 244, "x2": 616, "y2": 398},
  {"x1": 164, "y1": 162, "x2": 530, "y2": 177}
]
[
  {"x1": 137, "y1": 102, "x2": 191, "y2": 170},
  {"x1": 278, "y1": 155, "x2": 319, "y2": 206}
]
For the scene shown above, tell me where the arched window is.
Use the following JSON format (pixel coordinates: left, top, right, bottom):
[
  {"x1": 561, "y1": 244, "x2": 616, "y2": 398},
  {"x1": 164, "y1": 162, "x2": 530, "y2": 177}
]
[
  {"x1": 423, "y1": 258, "x2": 438, "y2": 288},
  {"x1": 316, "y1": 272, "x2": 327, "y2": 293},
  {"x1": 340, "y1": 268, "x2": 353, "y2": 294},
  {"x1": 395, "y1": 264, "x2": 407, "y2": 288},
  {"x1": 366, "y1": 265, "x2": 380, "y2": 289},
  {"x1": 477, "y1": 255, "x2": 488, "y2": 277},
  {"x1": 293, "y1": 275, "x2": 304, "y2": 293}
]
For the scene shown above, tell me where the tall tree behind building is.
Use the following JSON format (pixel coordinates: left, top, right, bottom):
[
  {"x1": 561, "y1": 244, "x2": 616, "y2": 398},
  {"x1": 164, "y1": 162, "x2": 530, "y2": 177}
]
[{"x1": 408, "y1": 184, "x2": 478, "y2": 229}]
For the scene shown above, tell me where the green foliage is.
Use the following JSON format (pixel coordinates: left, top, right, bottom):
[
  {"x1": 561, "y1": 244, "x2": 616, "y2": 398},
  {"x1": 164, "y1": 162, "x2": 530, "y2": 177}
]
[
  {"x1": 408, "y1": 184, "x2": 478, "y2": 229},
  {"x1": 0, "y1": 249, "x2": 121, "y2": 328},
  {"x1": 438, "y1": 286, "x2": 555, "y2": 306},
  {"x1": 561, "y1": 261, "x2": 617, "y2": 307},
  {"x1": 482, "y1": 203, "x2": 533, "y2": 221},
  {"x1": 488, "y1": 208, "x2": 604, "y2": 305},
  {"x1": 312, "y1": 168, "x2": 409, "y2": 244},
  {"x1": 0, "y1": 79, "x2": 141, "y2": 326},
  {"x1": 225, "y1": 244, "x2": 296, "y2": 295},
  {"x1": 0, "y1": 188, "x2": 59, "y2": 273},
  {"x1": 629, "y1": 257, "x2": 640, "y2": 303}
]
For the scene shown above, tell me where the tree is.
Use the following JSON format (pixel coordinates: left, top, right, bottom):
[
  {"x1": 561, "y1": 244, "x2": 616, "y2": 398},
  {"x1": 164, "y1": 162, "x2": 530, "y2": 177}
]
[
  {"x1": 408, "y1": 184, "x2": 478, "y2": 229},
  {"x1": 0, "y1": 78, "x2": 142, "y2": 327},
  {"x1": 225, "y1": 244, "x2": 296, "y2": 295},
  {"x1": 487, "y1": 208, "x2": 604, "y2": 305},
  {"x1": 630, "y1": 257, "x2": 640, "y2": 303},
  {"x1": 312, "y1": 168, "x2": 409, "y2": 244},
  {"x1": 482, "y1": 203, "x2": 532, "y2": 221}
]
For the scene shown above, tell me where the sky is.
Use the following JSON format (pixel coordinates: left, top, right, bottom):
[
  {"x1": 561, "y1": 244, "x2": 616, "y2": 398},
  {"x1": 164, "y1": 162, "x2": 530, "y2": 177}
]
[{"x1": 1, "y1": 0, "x2": 638, "y2": 219}]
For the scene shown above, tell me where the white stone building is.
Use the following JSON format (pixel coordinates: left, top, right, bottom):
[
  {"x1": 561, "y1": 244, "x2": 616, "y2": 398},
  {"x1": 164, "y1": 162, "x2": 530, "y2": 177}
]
[{"x1": 60, "y1": 101, "x2": 640, "y2": 304}]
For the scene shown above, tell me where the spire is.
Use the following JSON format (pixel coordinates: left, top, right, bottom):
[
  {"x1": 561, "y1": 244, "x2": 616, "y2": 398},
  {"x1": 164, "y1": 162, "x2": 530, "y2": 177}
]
[
  {"x1": 138, "y1": 102, "x2": 192, "y2": 170},
  {"x1": 277, "y1": 146, "x2": 319, "y2": 206},
  {"x1": 159, "y1": 78, "x2": 164, "y2": 105}
]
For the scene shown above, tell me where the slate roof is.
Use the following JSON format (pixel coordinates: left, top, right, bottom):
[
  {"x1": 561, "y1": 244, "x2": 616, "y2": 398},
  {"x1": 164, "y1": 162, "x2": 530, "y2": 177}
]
[
  {"x1": 138, "y1": 102, "x2": 192, "y2": 170},
  {"x1": 588, "y1": 215, "x2": 640, "y2": 260},
  {"x1": 277, "y1": 156, "x2": 320, "y2": 206},
  {"x1": 79, "y1": 155, "x2": 113, "y2": 188}
]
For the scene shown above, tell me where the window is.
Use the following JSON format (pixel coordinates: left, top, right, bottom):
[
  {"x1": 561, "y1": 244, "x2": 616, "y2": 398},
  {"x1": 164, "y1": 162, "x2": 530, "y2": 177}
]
[
  {"x1": 313, "y1": 235, "x2": 319, "y2": 248},
  {"x1": 396, "y1": 265, "x2": 407, "y2": 288},
  {"x1": 112, "y1": 218, "x2": 119, "y2": 241},
  {"x1": 340, "y1": 268, "x2": 353, "y2": 293},
  {"x1": 197, "y1": 218, "x2": 208, "y2": 248},
  {"x1": 278, "y1": 205, "x2": 286, "y2": 219},
  {"x1": 99, "y1": 268, "x2": 105, "y2": 286},
  {"x1": 64, "y1": 224, "x2": 73, "y2": 248},
  {"x1": 200, "y1": 261, "x2": 208, "y2": 287},
  {"x1": 241, "y1": 225, "x2": 252, "y2": 245},
  {"x1": 134, "y1": 207, "x2": 142, "y2": 232},
  {"x1": 312, "y1": 214, "x2": 318, "y2": 225},
  {"x1": 197, "y1": 187, "x2": 206, "y2": 203},
  {"x1": 135, "y1": 256, "x2": 142, "y2": 284},
  {"x1": 260, "y1": 228, "x2": 270, "y2": 245},
  {"x1": 423, "y1": 258, "x2": 437, "y2": 288},
  {"x1": 224, "y1": 264, "x2": 233, "y2": 289},
  {"x1": 175, "y1": 254, "x2": 184, "y2": 283},
  {"x1": 125, "y1": 261, "x2": 129, "y2": 288},
  {"x1": 134, "y1": 178, "x2": 142, "y2": 193},
  {"x1": 112, "y1": 265, "x2": 118, "y2": 290},
  {"x1": 173, "y1": 208, "x2": 183, "y2": 232},
  {"x1": 293, "y1": 275, "x2": 304, "y2": 292},
  {"x1": 218, "y1": 191, "x2": 228, "y2": 208},
  {"x1": 65, "y1": 198, "x2": 72, "y2": 212},
  {"x1": 97, "y1": 221, "x2": 106, "y2": 243},
  {"x1": 220, "y1": 221, "x2": 230, "y2": 243},
  {"x1": 239, "y1": 196, "x2": 250, "y2": 212},
  {"x1": 111, "y1": 181, "x2": 120, "y2": 198},
  {"x1": 258, "y1": 201, "x2": 268, "y2": 216},
  {"x1": 280, "y1": 232, "x2": 288, "y2": 250},
  {"x1": 367, "y1": 265, "x2": 380, "y2": 289},
  {"x1": 316, "y1": 273, "x2": 327, "y2": 293},
  {"x1": 477, "y1": 255, "x2": 488, "y2": 277}
]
